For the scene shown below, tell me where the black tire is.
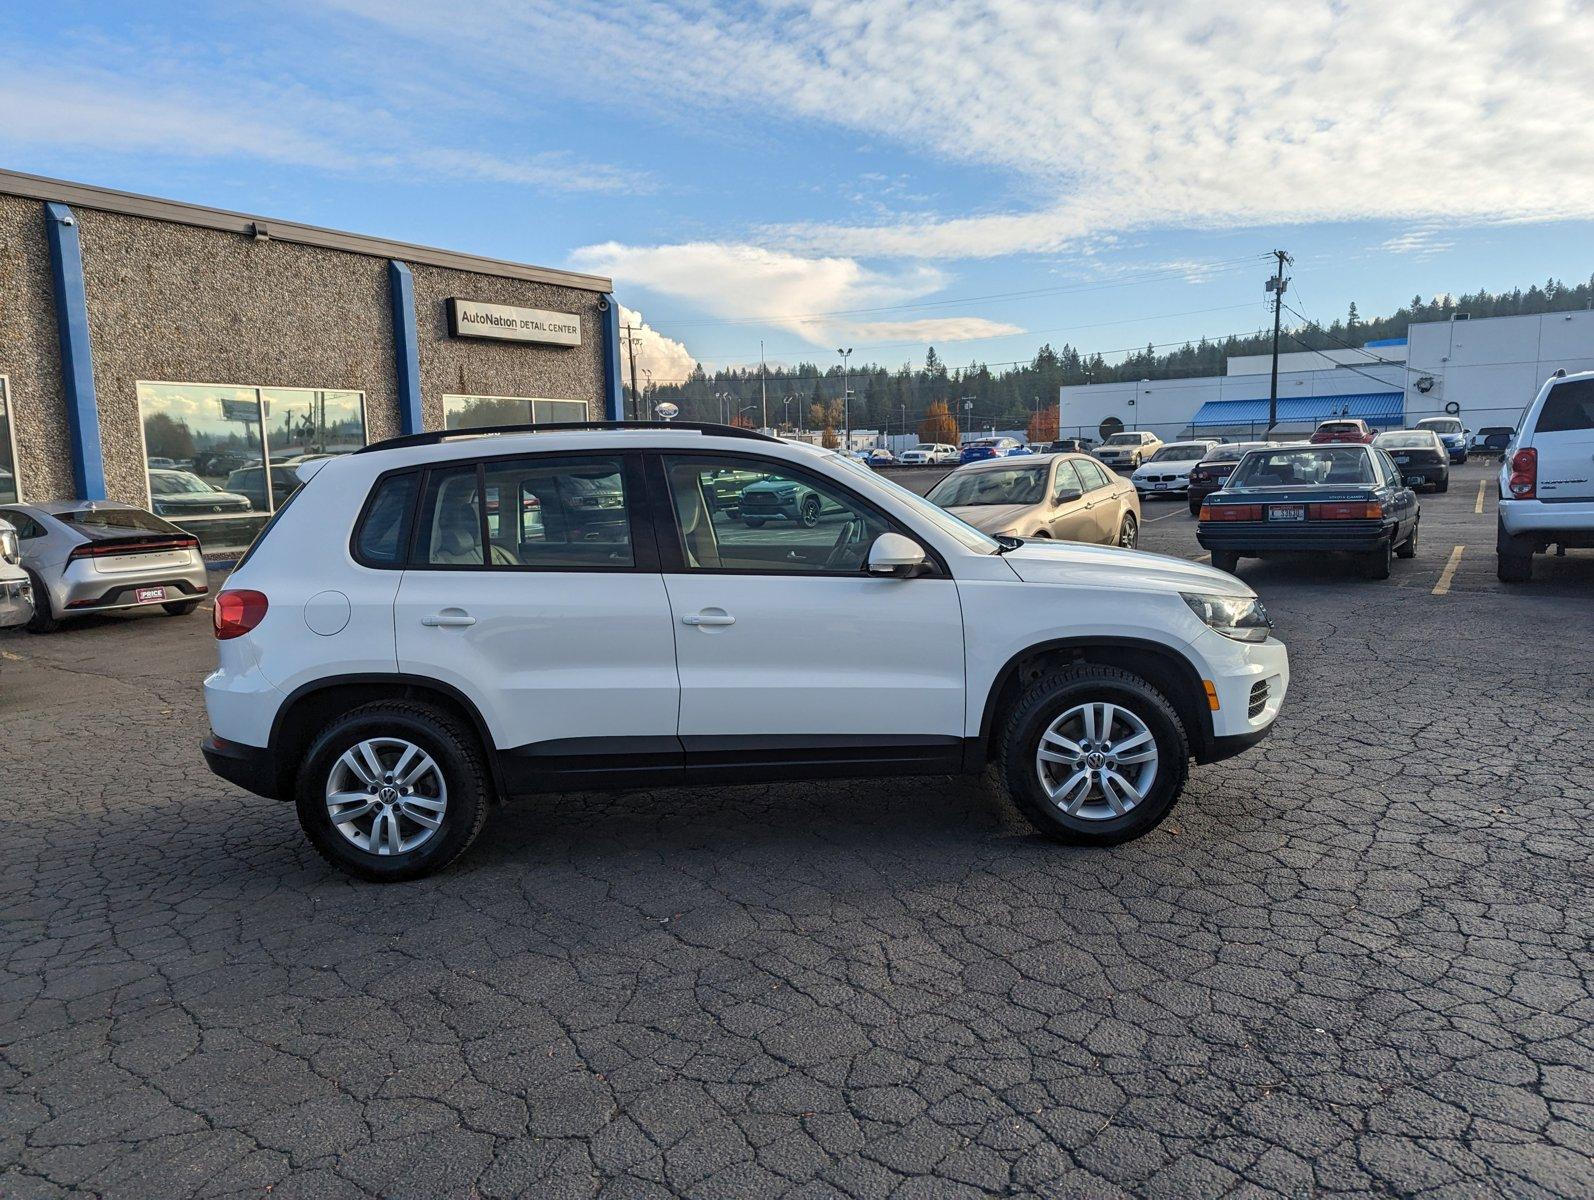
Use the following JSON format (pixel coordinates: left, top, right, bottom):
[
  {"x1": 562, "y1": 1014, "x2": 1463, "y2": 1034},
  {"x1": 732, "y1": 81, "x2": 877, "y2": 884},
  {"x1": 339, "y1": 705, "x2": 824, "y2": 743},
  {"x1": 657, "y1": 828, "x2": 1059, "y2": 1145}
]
[
  {"x1": 163, "y1": 599, "x2": 201, "y2": 616},
  {"x1": 1210, "y1": 549, "x2": 1240, "y2": 575},
  {"x1": 1496, "y1": 514, "x2": 1534, "y2": 583},
  {"x1": 742, "y1": 518, "x2": 765, "y2": 528},
  {"x1": 998, "y1": 665, "x2": 1190, "y2": 846},
  {"x1": 1396, "y1": 518, "x2": 1418, "y2": 559},
  {"x1": 1436, "y1": 476, "x2": 1449, "y2": 494},
  {"x1": 1188, "y1": 498, "x2": 1202, "y2": 517},
  {"x1": 1364, "y1": 536, "x2": 1393, "y2": 580},
  {"x1": 1117, "y1": 514, "x2": 1138, "y2": 549},
  {"x1": 23, "y1": 571, "x2": 58, "y2": 634},
  {"x1": 296, "y1": 701, "x2": 491, "y2": 882},
  {"x1": 799, "y1": 496, "x2": 821, "y2": 528}
]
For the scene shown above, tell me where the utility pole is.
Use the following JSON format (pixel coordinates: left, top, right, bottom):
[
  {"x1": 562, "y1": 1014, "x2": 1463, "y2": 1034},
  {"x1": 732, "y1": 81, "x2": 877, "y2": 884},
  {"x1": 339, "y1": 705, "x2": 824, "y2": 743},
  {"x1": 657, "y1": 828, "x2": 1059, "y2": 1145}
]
[
  {"x1": 837, "y1": 347, "x2": 853, "y2": 448},
  {"x1": 759, "y1": 340, "x2": 768, "y2": 431},
  {"x1": 621, "y1": 324, "x2": 644, "y2": 421},
  {"x1": 1265, "y1": 250, "x2": 1292, "y2": 437}
]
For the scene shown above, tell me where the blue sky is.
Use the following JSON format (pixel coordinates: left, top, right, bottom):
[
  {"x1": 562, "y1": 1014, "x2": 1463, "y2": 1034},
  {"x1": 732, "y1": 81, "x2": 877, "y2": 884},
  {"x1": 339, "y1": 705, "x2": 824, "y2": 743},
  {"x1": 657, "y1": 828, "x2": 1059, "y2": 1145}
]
[{"x1": 4, "y1": 1, "x2": 1592, "y2": 384}]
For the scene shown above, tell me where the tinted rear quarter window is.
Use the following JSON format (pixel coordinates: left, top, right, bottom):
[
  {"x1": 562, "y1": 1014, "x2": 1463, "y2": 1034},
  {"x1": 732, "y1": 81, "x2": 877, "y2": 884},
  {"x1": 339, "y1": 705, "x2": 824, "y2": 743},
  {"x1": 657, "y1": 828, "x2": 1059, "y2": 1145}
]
[
  {"x1": 1535, "y1": 381, "x2": 1594, "y2": 433},
  {"x1": 353, "y1": 473, "x2": 419, "y2": 567}
]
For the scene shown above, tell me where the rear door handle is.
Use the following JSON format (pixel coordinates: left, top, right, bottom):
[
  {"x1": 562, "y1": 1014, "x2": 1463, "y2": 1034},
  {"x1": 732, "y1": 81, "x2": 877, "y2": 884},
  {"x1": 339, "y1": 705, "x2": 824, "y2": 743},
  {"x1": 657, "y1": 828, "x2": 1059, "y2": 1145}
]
[
  {"x1": 682, "y1": 612, "x2": 735, "y2": 627},
  {"x1": 421, "y1": 610, "x2": 476, "y2": 628}
]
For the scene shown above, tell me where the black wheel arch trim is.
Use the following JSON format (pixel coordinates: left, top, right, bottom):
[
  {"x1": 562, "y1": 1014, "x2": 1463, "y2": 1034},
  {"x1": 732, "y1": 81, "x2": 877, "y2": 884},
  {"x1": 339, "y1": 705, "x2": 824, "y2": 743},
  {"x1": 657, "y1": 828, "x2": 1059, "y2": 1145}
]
[{"x1": 973, "y1": 636, "x2": 1218, "y2": 767}]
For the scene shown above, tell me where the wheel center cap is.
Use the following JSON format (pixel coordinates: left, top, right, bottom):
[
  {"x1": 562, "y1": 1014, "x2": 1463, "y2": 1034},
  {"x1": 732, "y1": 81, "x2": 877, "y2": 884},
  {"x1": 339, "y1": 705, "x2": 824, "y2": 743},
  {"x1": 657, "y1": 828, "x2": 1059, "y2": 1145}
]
[
  {"x1": 1086, "y1": 751, "x2": 1106, "y2": 769},
  {"x1": 378, "y1": 786, "x2": 398, "y2": 803}
]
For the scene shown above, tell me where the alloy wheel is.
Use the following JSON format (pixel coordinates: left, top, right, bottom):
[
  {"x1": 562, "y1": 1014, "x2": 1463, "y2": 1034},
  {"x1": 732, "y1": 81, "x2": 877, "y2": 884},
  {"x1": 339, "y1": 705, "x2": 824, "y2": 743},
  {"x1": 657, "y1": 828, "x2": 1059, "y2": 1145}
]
[
  {"x1": 325, "y1": 737, "x2": 449, "y2": 856},
  {"x1": 1119, "y1": 515, "x2": 1138, "y2": 549},
  {"x1": 1034, "y1": 701, "x2": 1159, "y2": 821}
]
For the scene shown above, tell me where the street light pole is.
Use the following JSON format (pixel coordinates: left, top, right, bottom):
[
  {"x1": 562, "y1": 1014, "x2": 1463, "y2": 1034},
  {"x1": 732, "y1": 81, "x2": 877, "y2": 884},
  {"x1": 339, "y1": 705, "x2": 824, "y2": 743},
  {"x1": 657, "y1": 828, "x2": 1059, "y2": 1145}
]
[{"x1": 837, "y1": 347, "x2": 853, "y2": 449}]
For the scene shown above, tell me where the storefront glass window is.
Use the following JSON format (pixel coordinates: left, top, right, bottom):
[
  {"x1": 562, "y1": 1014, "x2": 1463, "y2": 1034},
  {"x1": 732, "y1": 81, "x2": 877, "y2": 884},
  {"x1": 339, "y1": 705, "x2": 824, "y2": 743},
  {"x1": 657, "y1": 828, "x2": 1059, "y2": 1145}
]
[
  {"x1": 443, "y1": 394, "x2": 588, "y2": 430},
  {"x1": 0, "y1": 377, "x2": 18, "y2": 504},
  {"x1": 137, "y1": 383, "x2": 366, "y2": 556}
]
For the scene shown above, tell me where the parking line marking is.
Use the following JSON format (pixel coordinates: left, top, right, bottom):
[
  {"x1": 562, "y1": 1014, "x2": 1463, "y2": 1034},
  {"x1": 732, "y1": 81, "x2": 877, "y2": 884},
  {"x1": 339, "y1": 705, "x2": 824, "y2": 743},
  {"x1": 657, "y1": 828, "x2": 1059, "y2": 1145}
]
[
  {"x1": 1433, "y1": 545, "x2": 1464, "y2": 596},
  {"x1": 1474, "y1": 480, "x2": 1487, "y2": 514},
  {"x1": 1190, "y1": 552, "x2": 1211, "y2": 563},
  {"x1": 1146, "y1": 508, "x2": 1188, "y2": 522}
]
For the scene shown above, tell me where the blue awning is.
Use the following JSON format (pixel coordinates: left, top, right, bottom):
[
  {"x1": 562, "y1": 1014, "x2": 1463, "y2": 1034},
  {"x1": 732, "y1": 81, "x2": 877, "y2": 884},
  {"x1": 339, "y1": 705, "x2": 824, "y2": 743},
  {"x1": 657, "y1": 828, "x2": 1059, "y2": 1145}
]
[{"x1": 1189, "y1": 392, "x2": 1404, "y2": 428}]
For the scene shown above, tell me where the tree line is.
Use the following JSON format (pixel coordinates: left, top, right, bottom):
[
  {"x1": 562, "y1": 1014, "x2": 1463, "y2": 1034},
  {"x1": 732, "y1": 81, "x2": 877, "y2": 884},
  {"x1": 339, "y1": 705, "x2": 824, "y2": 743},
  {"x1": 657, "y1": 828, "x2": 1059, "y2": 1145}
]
[{"x1": 636, "y1": 275, "x2": 1594, "y2": 437}]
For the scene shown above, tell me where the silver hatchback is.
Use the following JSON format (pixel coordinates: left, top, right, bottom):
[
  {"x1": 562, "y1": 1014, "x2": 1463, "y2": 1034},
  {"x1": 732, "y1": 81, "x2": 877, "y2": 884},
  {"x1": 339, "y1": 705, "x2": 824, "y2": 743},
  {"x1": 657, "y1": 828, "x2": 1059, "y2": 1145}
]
[{"x1": 0, "y1": 501, "x2": 209, "y2": 632}]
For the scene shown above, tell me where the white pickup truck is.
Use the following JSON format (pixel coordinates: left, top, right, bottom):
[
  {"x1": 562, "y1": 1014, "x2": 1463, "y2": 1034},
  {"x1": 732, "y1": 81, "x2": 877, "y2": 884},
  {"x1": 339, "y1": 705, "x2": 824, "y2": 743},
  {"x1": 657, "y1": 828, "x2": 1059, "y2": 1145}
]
[{"x1": 1497, "y1": 370, "x2": 1594, "y2": 582}]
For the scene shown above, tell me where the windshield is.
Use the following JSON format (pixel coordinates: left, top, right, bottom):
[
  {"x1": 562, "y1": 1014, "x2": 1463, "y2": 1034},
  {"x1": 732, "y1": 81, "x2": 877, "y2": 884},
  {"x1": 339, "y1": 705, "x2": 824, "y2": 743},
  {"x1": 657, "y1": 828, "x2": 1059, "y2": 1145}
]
[
  {"x1": 927, "y1": 465, "x2": 1048, "y2": 507},
  {"x1": 1104, "y1": 433, "x2": 1141, "y2": 446},
  {"x1": 1375, "y1": 432, "x2": 1436, "y2": 449},
  {"x1": 830, "y1": 455, "x2": 1000, "y2": 554},
  {"x1": 1230, "y1": 447, "x2": 1374, "y2": 487},
  {"x1": 150, "y1": 471, "x2": 213, "y2": 495},
  {"x1": 1419, "y1": 418, "x2": 1462, "y2": 434},
  {"x1": 1149, "y1": 444, "x2": 1208, "y2": 462}
]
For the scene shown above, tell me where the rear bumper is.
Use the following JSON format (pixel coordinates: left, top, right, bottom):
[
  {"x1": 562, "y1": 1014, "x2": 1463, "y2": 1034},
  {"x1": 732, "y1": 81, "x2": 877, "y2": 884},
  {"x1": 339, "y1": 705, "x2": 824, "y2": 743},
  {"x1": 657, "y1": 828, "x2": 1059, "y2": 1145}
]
[
  {"x1": 1393, "y1": 463, "x2": 1447, "y2": 484},
  {"x1": 201, "y1": 733, "x2": 282, "y2": 800},
  {"x1": 51, "y1": 556, "x2": 210, "y2": 616},
  {"x1": 1499, "y1": 498, "x2": 1594, "y2": 540},
  {"x1": 1197, "y1": 524, "x2": 1392, "y2": 554}
]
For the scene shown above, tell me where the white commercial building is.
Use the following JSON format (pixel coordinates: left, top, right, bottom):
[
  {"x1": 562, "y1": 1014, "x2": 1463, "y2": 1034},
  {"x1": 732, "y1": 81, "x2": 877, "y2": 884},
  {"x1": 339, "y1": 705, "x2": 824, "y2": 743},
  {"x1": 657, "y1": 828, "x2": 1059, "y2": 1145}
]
[{"x1": 1058, "y1": 310, "x2": 1594, "y2": 442}]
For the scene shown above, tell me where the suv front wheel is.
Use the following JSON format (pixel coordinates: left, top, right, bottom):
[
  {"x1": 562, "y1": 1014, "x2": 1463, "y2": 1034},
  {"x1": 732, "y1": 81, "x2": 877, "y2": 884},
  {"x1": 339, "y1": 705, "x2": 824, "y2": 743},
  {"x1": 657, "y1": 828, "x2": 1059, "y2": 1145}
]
[
  {"x1": 998, "y1": 665, "x2": 1190, "y2": 845},
  {"x1": 297, "y1": 701, "x2": 491, "y2": 881}
]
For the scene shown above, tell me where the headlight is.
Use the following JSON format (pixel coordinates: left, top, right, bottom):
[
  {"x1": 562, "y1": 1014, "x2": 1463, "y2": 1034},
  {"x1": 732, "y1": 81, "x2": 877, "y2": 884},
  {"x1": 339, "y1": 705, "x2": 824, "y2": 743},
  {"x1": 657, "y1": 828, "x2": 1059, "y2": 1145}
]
[{"x1": 1181, "y1": 592, "x2": 1271, "y2": 643}]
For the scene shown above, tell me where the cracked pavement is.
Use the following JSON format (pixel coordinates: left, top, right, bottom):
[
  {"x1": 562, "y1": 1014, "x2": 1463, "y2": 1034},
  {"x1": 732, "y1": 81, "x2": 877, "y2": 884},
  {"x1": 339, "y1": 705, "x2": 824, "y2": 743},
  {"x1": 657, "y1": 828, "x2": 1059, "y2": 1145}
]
[{"x1": 1, "y1": 461, "x2": 1591, "y2": 1198}]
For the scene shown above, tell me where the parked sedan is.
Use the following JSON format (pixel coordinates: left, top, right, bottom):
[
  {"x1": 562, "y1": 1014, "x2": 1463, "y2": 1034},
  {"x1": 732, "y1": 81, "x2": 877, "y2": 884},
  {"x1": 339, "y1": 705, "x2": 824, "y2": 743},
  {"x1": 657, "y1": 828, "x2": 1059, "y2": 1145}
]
[
  {"x1": 1186, "y1": 442, "x2": 1271, "y2": 515},
  {"x1": 0, "y1": 502, "x2": 209, "y2": 632},
  {"x1": 1414, "y1": 417, "x2": 1469, "y2": 463},
  {"x1": 925, "y1": 454, "x2": 1142, "y2": 548},
  {"x1": 147, "y1": 468, "x2": 255, "y2": 518},
  {"x1": 0, "y1": 519, "x2": 34, "y2": 631},
  {"x1": 1129, "y1": 440, "x2": 1220, "y2": 500},
  {"x1": 1373, "y1": 429, "x2": 1450, "y2": 491},
  {"x1": 856, "y1": 448, "x2": 896, "y2": 466},
  {"x1": 1197, "y1": 443, "x2": 1419, "y2": 579},
  {"x1": 224, "y1": 464, "x2": 307, "y2": 512},
  {"x1": 1094, "y1": 430, "x2": 1162, "y2": 470},
  {"x1": 959, "y1": 437, "x2": 1031, "y2": 464}
]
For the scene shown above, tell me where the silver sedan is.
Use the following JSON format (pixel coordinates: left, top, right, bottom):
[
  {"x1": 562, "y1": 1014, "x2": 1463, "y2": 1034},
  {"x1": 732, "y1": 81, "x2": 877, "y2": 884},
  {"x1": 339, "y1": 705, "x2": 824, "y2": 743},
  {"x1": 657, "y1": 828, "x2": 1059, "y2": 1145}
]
[{"x1": 0, "y1": 501, "x2": 210, "y2": 632}]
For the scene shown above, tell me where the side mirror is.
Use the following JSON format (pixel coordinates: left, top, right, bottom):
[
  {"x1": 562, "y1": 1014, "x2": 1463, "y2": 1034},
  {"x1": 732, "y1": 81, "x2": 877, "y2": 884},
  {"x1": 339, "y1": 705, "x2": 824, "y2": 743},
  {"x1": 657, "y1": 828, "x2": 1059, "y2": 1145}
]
[
  {"x1": 867, "y1": 531, "x2": 926, "y2": 578},
  {"x1": 1053, "y1": 487, "x2": 1082, "y2": 505}
]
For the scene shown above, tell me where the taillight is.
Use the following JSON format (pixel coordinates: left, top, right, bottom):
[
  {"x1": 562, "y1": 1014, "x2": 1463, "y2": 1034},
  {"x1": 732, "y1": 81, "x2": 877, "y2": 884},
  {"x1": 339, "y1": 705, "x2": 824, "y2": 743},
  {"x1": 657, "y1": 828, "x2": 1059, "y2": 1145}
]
[
  {"x1": 1308, "y1": 501, "x2": 1383, "y2": 520},
  {"x1": 1508, "y1": 448, "x2": 1537, "y2": 499},
  {"x1": 214, "y1": 589, "x2": 268, "y2": 640},
  {"x1": 68, "y1": 535, "x2": 199, "y2": 562},
  {"x1": 1200, "y1": 504, "x2": 1262, "y2": 521}
]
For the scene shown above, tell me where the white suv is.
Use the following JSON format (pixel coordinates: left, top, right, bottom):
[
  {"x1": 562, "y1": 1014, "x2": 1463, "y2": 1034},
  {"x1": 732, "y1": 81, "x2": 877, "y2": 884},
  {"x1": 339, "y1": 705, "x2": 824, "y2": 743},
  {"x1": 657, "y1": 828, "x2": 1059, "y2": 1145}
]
[
  {"x1": 1497, "y1": 370, "x2": 1594, "y2": 582},
  {"x1": 201, "y1": 422, "x2": 1290, "y2": 881}
]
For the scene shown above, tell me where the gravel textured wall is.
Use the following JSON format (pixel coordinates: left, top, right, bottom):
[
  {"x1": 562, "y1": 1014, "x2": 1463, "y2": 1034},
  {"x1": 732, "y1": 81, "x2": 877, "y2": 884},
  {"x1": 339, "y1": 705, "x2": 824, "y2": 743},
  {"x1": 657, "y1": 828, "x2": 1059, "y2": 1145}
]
[
  {"x1": 409, "y1": 262, "x2": 607, "y2": 429},
  {"x1": 0, "y1": 196, "x2": 72, "y2": 502}
]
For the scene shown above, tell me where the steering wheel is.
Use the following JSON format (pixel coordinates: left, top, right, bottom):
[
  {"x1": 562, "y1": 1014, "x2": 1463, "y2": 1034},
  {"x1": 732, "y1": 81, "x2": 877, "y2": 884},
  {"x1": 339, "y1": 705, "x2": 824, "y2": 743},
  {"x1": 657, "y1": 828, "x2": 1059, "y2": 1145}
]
[{"x1": 823, "y1": 518, "x2": 865, "y2": 570}]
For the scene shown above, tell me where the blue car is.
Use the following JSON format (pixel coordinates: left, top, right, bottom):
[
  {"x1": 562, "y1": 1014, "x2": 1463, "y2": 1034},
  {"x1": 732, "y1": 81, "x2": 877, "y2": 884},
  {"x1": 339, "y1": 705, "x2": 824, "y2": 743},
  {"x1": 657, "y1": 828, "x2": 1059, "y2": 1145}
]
[
  {"x1": 959, "y1": 437, "x2": 1031, "y2": 464},
  {"x1": 1196, "y1": 443, "x2": 1419, "y2": 580},
  {"x1": 1414, "y1": 417, "x2": 1469, "y2": 463}
]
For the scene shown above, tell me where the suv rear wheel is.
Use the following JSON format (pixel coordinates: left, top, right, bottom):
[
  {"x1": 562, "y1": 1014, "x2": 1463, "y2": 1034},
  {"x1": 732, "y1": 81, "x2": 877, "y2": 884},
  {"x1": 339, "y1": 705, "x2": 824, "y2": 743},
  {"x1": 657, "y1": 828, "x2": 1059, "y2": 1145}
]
[
  {"x1": 297, "y1": 701, "x2": 491, "y2": 881},
  {"x1": 1497, "y1": 515, "x2": 1534, "y2": 583},
  {"x1": 998, "y1": 665, "x2": 1190, "y2": 846}
]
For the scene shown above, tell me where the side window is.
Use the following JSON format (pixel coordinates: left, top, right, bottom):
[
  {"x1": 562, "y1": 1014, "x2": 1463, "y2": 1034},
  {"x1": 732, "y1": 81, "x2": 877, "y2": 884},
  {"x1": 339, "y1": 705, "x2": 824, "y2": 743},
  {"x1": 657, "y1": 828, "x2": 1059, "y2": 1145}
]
[
  {"x1": 1535, "y1": 381, "x2": 1594, "y2": 434},
  {"x1": 481, "y1": 456, "x2": 632, "y2": 568},
  {"x1": 419, "y1": 465, "x2": 485, "y2": 567},
  {"x1": 1076, "y1": 460, "x2": 1111, "y2": 492},
  {"x1": 1052, "y1": 459, "x2": 1085, "y2": 499},
  {"x1": 0, "y1": 509, "x2": 41, "y2": 538},
  {"x1": 1376, "y1": 452, "x2": 1400, "y2": 486},
  {"x1": 662, "y1": 456, "x2": 889, "y2": 574},
  {"x1": 353, "y1": 473, "x2": 418, "y2": 568}
]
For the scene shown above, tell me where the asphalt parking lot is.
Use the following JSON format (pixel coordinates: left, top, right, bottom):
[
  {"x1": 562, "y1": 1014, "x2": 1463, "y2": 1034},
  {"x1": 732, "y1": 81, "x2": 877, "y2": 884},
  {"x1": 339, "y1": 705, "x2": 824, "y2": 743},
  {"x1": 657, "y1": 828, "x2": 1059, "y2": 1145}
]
[{"x1": 2, "y1": 460, "x2": 1591, "y2": 1199}]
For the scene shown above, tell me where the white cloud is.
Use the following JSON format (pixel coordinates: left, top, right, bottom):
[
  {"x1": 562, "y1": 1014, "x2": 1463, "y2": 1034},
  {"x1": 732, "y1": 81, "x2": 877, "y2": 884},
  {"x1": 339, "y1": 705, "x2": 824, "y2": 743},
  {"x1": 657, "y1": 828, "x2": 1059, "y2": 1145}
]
[
  {"x1": 616, "y1": 305, "x2": 699, "y2": 387},
  {"x1": 1378, "y1": 229, "x2": 1456, "y2": 258},
  {"x1": 336, "y1": 0, "x2": 1594, "y2": 256},
  {"x1": 573, "y1": 241, "x2": 1023, "y2": 350}
]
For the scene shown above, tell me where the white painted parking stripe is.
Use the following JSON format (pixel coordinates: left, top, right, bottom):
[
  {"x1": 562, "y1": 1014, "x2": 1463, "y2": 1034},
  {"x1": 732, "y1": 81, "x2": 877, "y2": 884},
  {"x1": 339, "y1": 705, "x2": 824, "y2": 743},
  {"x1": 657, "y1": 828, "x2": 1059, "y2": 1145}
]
[
  {"x1": 1433, "y1": 545, "x2": 1464, "y2": 596},
  {"x1": 1146, "y1": 507, "x2": 1188, "y2": 522},
  {"x1": 1474, "y1": 480, "x2": 1487, "y2": 515}
]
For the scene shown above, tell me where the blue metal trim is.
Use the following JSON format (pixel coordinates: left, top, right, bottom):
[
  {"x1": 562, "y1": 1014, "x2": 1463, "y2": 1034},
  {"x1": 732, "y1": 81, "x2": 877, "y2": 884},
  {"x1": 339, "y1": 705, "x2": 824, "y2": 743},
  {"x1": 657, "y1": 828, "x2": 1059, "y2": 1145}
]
[
  {"x1": 44, "y1": 202, "x2": 107, "y2": 499},
  {"x1": 599, "y1": 294, "x2": 625, "y2": 421},
  {"x1": 388, "y1": 260, "x2": 425, "y2": 435}
]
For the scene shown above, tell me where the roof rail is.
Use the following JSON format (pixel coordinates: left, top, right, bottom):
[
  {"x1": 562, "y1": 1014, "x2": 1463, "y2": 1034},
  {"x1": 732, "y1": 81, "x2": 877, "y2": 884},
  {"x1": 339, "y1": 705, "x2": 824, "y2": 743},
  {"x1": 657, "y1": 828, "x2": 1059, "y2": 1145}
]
[{"x1": 355, "y1": 420, "x2": 782, "y2": 455}]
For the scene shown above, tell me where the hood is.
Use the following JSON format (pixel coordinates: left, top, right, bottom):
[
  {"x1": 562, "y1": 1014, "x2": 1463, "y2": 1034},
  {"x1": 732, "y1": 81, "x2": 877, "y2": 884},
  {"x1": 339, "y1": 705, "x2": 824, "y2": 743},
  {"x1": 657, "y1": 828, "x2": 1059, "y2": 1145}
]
[
  {"x1": 1132, "y1": 460, "x2": 1196, "y2": 479},
  {"x1": 944, "y1": 503, "x2": 1036, "y2": 533},
  {"x1": 999, "y1": 538, "x2": 1253, "y2": 598}
]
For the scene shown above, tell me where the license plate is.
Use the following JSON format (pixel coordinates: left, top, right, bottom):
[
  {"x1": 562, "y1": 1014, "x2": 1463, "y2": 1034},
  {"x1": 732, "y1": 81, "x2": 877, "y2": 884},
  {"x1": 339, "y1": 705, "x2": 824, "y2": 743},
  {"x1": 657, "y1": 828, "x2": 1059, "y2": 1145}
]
[
  {"x1": 135, "y1": 585, "x2": 167, "y2": 603},
  {"x1": 1153, "y1": 482, "x2": 1169, "y2": 490},
  {"x1": 1268, "y1": 505, "x2": 1306, "y2": 522},
  {"x1": 1405, "y1": 475, "x2": 1424, "y2": 487},
  {"x1": 1393, "y1": 455, "x2": 1409, "y2": 464}
]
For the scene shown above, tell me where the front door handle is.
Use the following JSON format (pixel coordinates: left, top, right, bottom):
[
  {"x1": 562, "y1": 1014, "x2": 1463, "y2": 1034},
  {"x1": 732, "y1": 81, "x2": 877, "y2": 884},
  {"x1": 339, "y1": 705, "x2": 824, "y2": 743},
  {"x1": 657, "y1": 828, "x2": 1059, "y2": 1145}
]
[
  {"x1": 421, "y1": 610, "x2": 476, "y2": 628},
  {"x1": 682, "y1": 611, "x2": 735, "y2": 627}
]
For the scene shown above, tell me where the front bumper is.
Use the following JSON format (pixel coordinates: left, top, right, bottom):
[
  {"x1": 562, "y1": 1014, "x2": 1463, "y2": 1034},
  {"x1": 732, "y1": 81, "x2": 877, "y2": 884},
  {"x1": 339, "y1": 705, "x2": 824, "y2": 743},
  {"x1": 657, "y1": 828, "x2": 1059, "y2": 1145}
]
[
  {"x1": 1190, "y1": 629, "x2": 1290, "y2": 745},
  {"x1": 0, "y1": 575, "x2": 34, "y2": 628},
  {"x1": 1134, "y1": 478, "x2": 1190, "y2": 495}
]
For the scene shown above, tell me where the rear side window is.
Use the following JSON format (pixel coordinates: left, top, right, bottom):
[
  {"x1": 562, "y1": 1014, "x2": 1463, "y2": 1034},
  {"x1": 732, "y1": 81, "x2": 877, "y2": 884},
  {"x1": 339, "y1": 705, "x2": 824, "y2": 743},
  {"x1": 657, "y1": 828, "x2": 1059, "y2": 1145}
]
[
  {"x1": 1535, "y1": 381, "x2": 1594, "y2": 433},
  {"x1": 353, "y1": 473, "x2": 418, "y2": 567}
]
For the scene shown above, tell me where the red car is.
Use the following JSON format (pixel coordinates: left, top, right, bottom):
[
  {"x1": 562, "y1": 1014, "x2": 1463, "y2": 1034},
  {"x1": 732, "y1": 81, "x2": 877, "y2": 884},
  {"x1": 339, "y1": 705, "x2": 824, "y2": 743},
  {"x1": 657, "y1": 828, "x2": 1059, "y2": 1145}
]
[{"x1": 1309, "y1": 419, "x2": 1376, "y2": 445}]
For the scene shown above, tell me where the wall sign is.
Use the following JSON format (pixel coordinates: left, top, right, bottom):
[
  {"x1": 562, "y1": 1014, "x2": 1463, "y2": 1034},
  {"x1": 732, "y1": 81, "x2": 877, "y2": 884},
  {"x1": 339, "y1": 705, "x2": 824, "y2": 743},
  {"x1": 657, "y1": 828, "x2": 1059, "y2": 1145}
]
[{"x1": 447, "y1": 298, "x2": 581, "y2": 347}]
